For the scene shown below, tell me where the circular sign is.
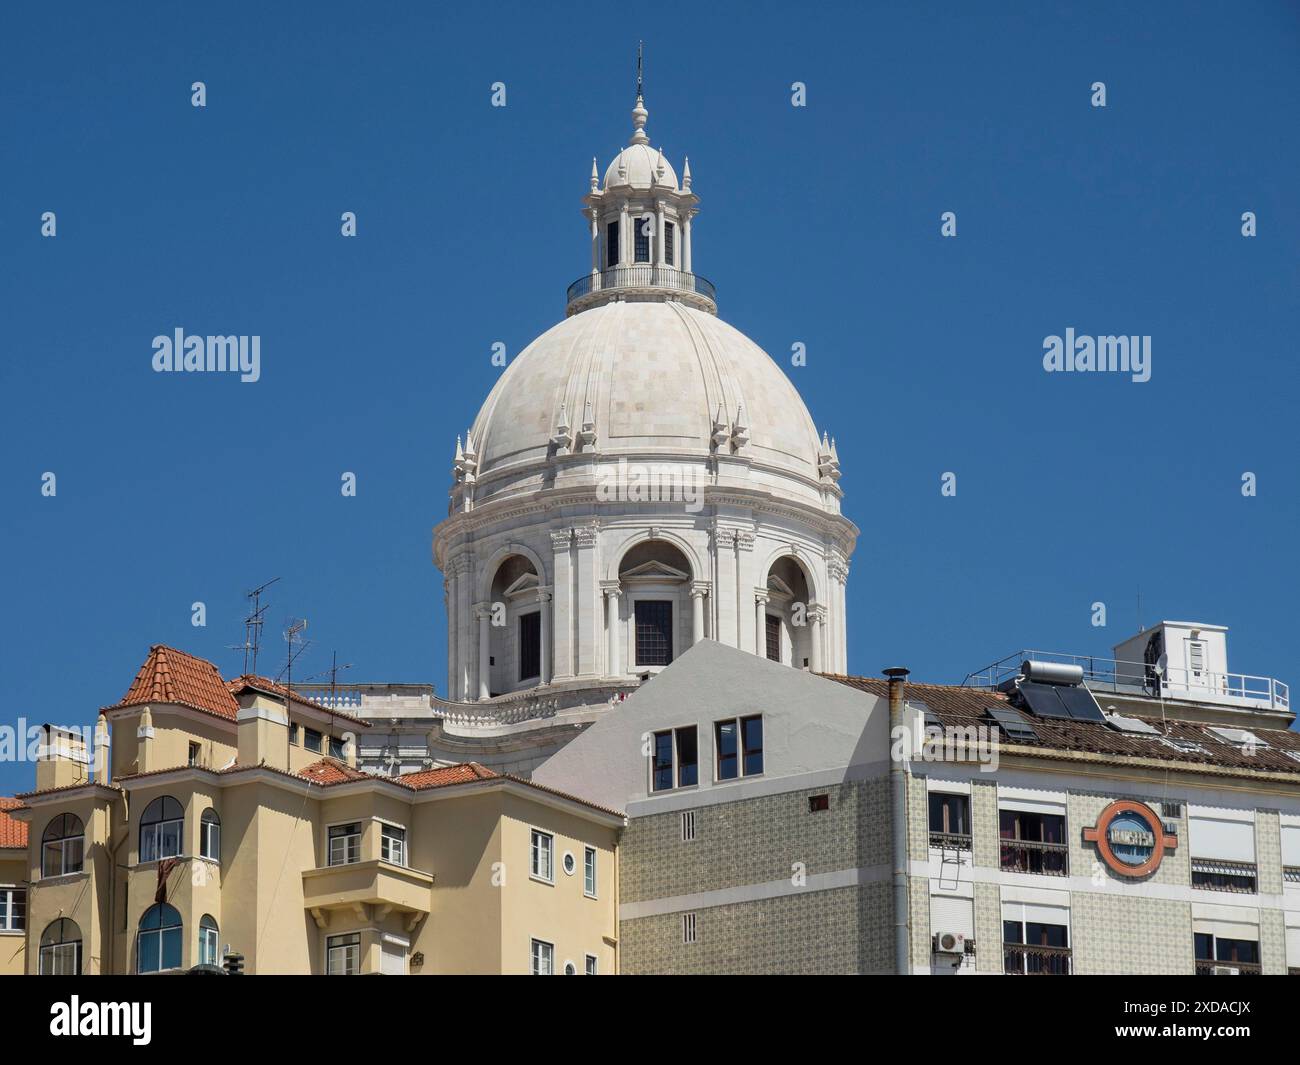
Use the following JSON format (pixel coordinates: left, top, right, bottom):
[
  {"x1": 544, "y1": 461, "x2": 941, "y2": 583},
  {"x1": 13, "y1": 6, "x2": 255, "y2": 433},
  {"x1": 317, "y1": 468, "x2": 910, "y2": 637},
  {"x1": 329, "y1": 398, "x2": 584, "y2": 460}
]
[{"x1": 1082, "y1": 799, "x2": 1177, "y2": 878}]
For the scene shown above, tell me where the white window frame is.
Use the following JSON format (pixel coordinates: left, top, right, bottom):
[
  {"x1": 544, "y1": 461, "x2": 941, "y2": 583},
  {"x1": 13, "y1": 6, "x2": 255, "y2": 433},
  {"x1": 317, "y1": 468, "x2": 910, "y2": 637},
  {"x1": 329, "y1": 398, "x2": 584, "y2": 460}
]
[
  {"x1": 585, "y1": 953, "x2": 598, "y2": 975},
  {"x1": 380, "y1": 821, "x2": 406, "y2": 867},
  {"x1": 584, "y1": 846, "x2": 597, "y2": 898},
  {"x1": 530, "y1": 937, "x2": 554, "y2": 975},
  {"x1": 0, "y1": 886, "x2": 25, "y2": 932},
  {"x1": 199, "y1": 809, "x2": 221, "y2": 862},
  {"x1": 530, "y1": 829, "x2": 554, "y2": 884},
  {"x1": 199, "y1": 916, "x2": 219, "y2": 966},
  {"x1": 326, "y1": 930, "x2": 362, "y2": 975},
  {"x1": 327, "y1": 821, "x2": 362, "y2": 867}
]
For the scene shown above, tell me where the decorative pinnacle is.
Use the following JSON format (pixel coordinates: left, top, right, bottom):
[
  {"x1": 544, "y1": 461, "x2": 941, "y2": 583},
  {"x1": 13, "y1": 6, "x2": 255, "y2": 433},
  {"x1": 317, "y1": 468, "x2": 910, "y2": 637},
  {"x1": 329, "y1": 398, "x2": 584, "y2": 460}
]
[{"x1": 630, "y1": 42, "x2": 649, "y2": 145}]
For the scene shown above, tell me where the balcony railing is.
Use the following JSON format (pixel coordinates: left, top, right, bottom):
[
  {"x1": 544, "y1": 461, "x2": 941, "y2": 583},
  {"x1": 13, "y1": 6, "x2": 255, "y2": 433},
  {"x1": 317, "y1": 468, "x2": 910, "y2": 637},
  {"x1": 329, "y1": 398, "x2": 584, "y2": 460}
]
[
  {"x1": 1000, "y1": 838, "x2": 1069, "y2": 877},
  {"x1": 565, "y1": 266, "x2": 716, "y2": 313},
  {"x1": 963, "y1": 649, "x2": 1289, "y2": 712},
  {"x1": 1004, "y1": 943, "x2": 1072, "y2": 975},
  {"x1": 1191, "y1": 858, "x2": 1258, "y2": 894},
  {"x1": 1195, "y1": 960, "x2": 1261, "y2": 975},
  {"x1": 929, "y1": 831, "x2": 973, "y2": 851}
]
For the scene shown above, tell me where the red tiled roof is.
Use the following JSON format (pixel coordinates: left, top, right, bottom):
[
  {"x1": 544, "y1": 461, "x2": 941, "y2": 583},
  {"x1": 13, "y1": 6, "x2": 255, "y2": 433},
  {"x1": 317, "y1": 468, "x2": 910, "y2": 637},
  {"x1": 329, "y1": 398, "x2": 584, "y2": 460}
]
[
  {"x1": 298, "y1": 758, "x2": 373, "y2": 785},
  {"x1": 228, "y1": 675, "x2": 370, "y2": 728},
  {"x1": 105, "y1": 645, "x2": 239, "y2": 720},
  {"x1": 823, "y1": 674, "x2": 1300, "y2": 778},
  {"x1": 399, "y1": 763, "x2": 497, "y2": 789},
  {"x1": 0, "y1": 797, "x2": 30, "y2": 848}
]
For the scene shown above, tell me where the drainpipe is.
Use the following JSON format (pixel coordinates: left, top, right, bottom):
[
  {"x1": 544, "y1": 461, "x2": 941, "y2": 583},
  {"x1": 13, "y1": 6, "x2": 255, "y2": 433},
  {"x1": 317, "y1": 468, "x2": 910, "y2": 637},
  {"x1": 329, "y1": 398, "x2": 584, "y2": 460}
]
[{"x1": 884, "y1": 666, "x2": 911, "y2": 975}]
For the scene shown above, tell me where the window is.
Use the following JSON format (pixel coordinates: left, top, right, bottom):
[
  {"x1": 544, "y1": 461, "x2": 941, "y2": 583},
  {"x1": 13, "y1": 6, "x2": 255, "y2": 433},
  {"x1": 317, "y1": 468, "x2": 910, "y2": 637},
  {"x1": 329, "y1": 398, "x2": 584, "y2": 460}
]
[
  {"x1": 327, "y1": 932, "x2": 361, "y2": 975},
  {"x1": 328, "y1": 822, "x2": 361, "y2": 866},
  {"x1": 198, "y1": 914, "x2": 219, "y2": 966},
  {"x1": 563, "y1": 960, "x2": 577, "y2": 975},
  {"x1": 303, "y1": 727, "x2": 323, "y2": 753},
  {"x1": 0, "y1": 886, "x2": 25, "y2": 932},
  {"x1": 999, "y1": 809, "x2": 1067, "y2": 876},
  {"x1": 530, "y1": 829, "x2": 553, "y2": 882},
  {"x1": 1003, "y1": 920, "x2": 1070, "y2": 975},
  {"x1": 328, "y1": 735, "x2": 345, "y2": 759},
  {"x1": 681, "y1": 810, "x2": 696, "y2": 842},
  {"x1": 200, "y1": 808, "x2": 221, "y2": 862},
  {"x1": 289, "y1": 723, "x2": 299, "y2": 745},
  {"x1": 664, "y1": 221, "x2": 675, "y2": 267},
  {"x1": 39, "y1": 918, "x2": 81, "y2": 975},
  {"x1": 531, "y1": 938, "x2": 554, "y2": 975},
  {"x1": 929, "y1": 793, "x2": 972, "y2": 847},
  {"x1": 682, "y1": 912, "x2": 697, "y2": 944},
  {"x1": 715, "y1": 715, "x2": 764, "y2": 780},
  {"x1": 584, "y1": 846, "x2": 597, "y2": 897},
  {"x1": 651, "y1": 725, "x2": 698, "y2": 791},
  {"x1": 519, "y1": 611, "x2": 541, "y2": 681},
  {"x1": 188, "y1": 741, "x2": 201, "y2": 767},
  {"x1": 381, "y1": 823, "x2": 406, "y2": 866},
  {"x1": 1195, "y1": 932, "x2": 1260, "y2": 973},
  {"x1": 1190, "y1": 814, "x2": 1257, "y2": 892},
  {"x1": 765, "y1": 613, "x2": 781, "y2": 662},
  {"x1": 634, "y1": 214, "x2": 651, "y2": 262},
  {"x1": 139, "y1": 796, "x2": 184, "y2": 863},
  {"x1": 1191, "y1": 859, "x2": 1257, "y2": 893},
  {"x1": 585, "y1": 953, "x2": 598, "y2": 976},
  {"x1": 381, "y1": 934, "x2": 407, "y2": 975},
  {"x1": 809, "y1": 794, "x2": 830, "y2": 813},
  {"x1": 137, "y1": 903, "x2": 183, "y2": 973},
  {"x1": 635, "y1": 600, "x2": 674, "y2": 666},
  {"x1": 41, "y1": 813, "x2": 84, "y2": 878},
  {"x1": 605, "y1": 220, "x2": 619, "y2": 268}
]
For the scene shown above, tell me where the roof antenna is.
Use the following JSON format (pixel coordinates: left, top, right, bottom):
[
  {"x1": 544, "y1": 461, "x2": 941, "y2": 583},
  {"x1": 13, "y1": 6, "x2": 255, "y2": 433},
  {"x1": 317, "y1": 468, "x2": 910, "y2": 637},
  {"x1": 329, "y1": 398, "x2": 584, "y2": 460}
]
[{"x1": 231, "y1": 577, "x2": 280, "y2": 674}]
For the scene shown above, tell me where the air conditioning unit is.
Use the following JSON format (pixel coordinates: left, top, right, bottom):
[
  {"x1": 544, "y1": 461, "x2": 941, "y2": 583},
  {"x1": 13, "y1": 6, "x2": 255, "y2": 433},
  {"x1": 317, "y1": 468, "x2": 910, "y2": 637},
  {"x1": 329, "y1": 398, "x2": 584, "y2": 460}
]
[
  {"x1": 1163, "y1": 821, "x2": 1180, "y2": 836},
  {"x1": 1211, "y1": 965, "x2": 1240, "y2": 976},
  {"x1": 933, "y1": 931, "x2": 966, "y2": 954}
]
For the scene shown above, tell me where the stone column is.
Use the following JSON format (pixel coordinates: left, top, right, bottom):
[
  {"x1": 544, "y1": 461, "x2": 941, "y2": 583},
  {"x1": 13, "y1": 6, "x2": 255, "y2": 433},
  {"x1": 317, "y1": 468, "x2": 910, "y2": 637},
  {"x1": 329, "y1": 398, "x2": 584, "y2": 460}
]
[
  {"x1": 590, "y1": 210, "x2": 599, "y2": 274},
  {"x1": 453, "y1": 554, "x2": 474, "y2": 701},
  {"x1": 476, "y1": 604, "x2": 492, "y2": 701},
  {"x1": 550, "y1": 530, "x2": 574, "y2": 680},
  {"x1": 574, "y1": 525, "x2": 601, "y2": 677},
  {"x1": 619, "y1": 203, "x2": 629, "y2": 266},
  {"x1": 444, "y1": 577, "x2": 457, "y2": 701},
  {"x1": 690, "y1": 585, "x2": 707, "y2": 644},
  {"x1": 754, "y1": 593, "x2": 770, "y2": 658},
  {"x1": 713, "y1": 527, "x2": 738, "y2": 649},
  {"x1": 538, "y1": 589, "x2": 552, "y2": 686},
  {"x1": 604, "y1": 584, "x2": 622, "y2": 676},
  {"x1": 810, "y1": 609, "x2": 824, "y2": 673},
  {"x1": 683, "y1": 213, "x2": 692, "y2": 273},
  {"x1": 656, "y1": 204, "x2": 665, "y2": 270}
]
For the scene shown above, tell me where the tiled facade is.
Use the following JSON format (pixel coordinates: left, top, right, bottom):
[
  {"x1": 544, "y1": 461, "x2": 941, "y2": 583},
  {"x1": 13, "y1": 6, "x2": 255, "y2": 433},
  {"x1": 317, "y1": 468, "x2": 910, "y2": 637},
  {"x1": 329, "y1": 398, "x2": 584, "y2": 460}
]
[
  {"x1": 972, "y1": 882, "x2": 1002, "y2": 972},
  {"x1": 1070, "y1": 893, "x2": 1195, "y2": 975},
  {"x1": 1257, "y1": 810, "x2": 1283, "y2": 895},
  {"x1": 970, "y1": 780, "x2": 998, "y2": 869}
]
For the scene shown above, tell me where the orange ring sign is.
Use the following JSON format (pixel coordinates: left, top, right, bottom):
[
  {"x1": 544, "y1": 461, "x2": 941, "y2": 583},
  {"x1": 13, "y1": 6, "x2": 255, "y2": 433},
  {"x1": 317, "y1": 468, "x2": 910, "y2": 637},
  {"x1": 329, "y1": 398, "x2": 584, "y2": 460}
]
[{"x1": 1082, "y1": 799, "x2": 1178, "y2": 877}]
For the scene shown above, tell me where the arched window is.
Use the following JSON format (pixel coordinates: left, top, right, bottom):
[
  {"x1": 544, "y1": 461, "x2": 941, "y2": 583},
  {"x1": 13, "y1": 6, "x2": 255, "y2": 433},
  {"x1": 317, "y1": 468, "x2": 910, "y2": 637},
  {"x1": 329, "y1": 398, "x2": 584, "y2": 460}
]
[
  {"x1": 200, "y1": 809, "x2": 221, "y2": 862},
  {"x1": 198, "y1": 914, "x2": 220, "y2": 967},
  {"x1": 40, "y1": 813, "x2": 84, "y2": 878},
  {"x1": 139, "y1": 796, "x2": 184, "y2": 863},
  {"x1": 39, "y1": 918, "x2": 82, "y2": 974},
  {"x1": 137, "y1": 903, "x2": 183, "y2": 973}
]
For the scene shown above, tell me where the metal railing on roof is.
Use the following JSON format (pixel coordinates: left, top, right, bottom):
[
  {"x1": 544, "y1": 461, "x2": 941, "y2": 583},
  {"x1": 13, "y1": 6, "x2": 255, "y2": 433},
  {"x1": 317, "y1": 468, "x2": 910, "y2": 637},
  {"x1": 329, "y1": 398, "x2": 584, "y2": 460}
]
[
  {"x1": 963, "y1": 649, "x2": 1290, "y2": 712},
  {"x1": 565, "y1": 265, "x2": 716, "y2": 309}
]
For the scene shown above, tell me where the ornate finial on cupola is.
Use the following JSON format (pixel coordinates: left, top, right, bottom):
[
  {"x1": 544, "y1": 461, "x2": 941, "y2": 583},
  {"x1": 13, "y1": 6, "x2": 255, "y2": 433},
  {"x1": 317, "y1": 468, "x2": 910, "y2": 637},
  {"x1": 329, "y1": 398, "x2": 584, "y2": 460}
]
[
  {"x1": 463, "y1": 430, "x2": 477, "y2": 463},
  {"x1": 452, "y1": 436, "x2": 465, "y2": 480},
  {"x1": 818, "y1": 433, "x2": 840, "y2": 482},
  {"x1": 551, "y1": 402, "x2": 573, "y2": 454},
  {"x1": 731, "y1": 403, "x2": 750, "y2": 451},
  {"x1": 460, "y1": 431, "x2": 478, "y2": 484},
  {"x1": 682, "y1": 156, "x2": 692, "y2": 191},
  {"x1": 711, "y1": 404, "x2": 731, "y2": 450},
  {"x1": 578, "y1": 399, "x2": 598, "y2": 448},
  {"x1": 630, "y1": 42, "x2": 649, "y2": 145},
  {"x1": 655, "y1": 147, "x2": 666, "y2": 184},
  {"x1": 590, "y1": 157, "x2": 599, "y2": 191}
]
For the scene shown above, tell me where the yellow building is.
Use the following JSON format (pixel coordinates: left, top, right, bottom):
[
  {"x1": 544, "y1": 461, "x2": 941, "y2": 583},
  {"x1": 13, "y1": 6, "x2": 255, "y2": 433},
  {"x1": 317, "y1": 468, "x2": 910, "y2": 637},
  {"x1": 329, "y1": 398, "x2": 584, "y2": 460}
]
[
  {"x1": 0, "y1": 798, "x2": 27, "y2": 974},
  {"x1": 7, "y1": 645, "x2": 623, "y2": 975}
]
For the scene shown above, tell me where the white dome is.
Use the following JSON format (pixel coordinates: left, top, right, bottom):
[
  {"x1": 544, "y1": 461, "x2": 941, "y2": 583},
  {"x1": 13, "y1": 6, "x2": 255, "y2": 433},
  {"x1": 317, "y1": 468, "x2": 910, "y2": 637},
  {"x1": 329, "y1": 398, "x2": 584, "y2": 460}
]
[
  {"x1": 603, "y1": 142, "x2": 678, "y2": 190},
  {"x1": 468, "y1": 301, "x2": 823, "y2": 490}
]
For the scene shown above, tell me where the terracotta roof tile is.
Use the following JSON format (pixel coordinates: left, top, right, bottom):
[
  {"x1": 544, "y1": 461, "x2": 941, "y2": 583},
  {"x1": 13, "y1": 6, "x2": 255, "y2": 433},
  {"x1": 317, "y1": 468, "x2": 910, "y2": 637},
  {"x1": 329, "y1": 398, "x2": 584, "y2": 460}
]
[
  {"x1": 228, "y1": 675, "x2": 370, "y2": 728},
  {"x1": 822, "y1": 674, "x2": 1300, "y2": 778},
  {"x1": 297, "y1": 758, "x2": 373, "y2": 785},
  {"x1": 398, "y1": 762, "x2": 497, "y2": 789},
  {"x1": 0, "y1": 797, "x2": 27, "y2": 848},
  {"x1": 106, "y1": 645, "x2": 239, "y2": 721}
]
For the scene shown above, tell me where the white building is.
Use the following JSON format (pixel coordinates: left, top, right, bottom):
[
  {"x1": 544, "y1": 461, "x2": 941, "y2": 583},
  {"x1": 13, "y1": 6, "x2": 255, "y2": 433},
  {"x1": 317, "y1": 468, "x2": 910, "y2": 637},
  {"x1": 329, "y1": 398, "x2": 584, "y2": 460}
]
[{"x1": 323, "y1": 82, "x2": 858, "y2": 776}]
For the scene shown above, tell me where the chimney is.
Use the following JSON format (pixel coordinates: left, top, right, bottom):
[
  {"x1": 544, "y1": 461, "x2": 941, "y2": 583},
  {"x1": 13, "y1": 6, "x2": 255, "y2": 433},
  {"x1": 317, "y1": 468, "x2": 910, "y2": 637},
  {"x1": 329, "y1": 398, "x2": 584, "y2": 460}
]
[
  {"x1": 93, "y1": 716, "x2": 111, "y2": 783},
  {"x1": 236, "y1": 694, "x2": 289, "y2": 771},
  {"x1": 342, "y1": 732, "x2": 358, "y2": 769},
  {"x1": 136, "y1": 705, "x2": 155, "y2": 774},
  {"x1": 36, "y1": 725, "x2": 90, "y2": 792},
  {"x1": 882, "y1": 667, "x2": 911, "y2": 976}
]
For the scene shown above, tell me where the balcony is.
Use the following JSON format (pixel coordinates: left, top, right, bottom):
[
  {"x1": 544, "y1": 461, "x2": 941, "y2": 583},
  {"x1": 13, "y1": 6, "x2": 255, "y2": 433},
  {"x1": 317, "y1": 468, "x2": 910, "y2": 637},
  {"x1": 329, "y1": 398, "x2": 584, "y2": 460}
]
[
  {"x1": 1195, "y1": 960, "x2": 1261, "y2": 975},
  {"x1": 302, "y1": 860, "x2": 433, "y2": 931},
  {"x1": 1190, "y1": 858, "x2": 1257, "y2": 894},
  {"x1": 565, "y1": 266, "x2": 717, "y2": 317},
  {"x1": 1004, "y1": 944, "x2": 1072, "y2": 975},
  {"x1": 929, "y1": 831, "x2": 973, "y2": 851},
  {"x1": 1000, "y1": 839, "x2": 1069, "y2": 877}
]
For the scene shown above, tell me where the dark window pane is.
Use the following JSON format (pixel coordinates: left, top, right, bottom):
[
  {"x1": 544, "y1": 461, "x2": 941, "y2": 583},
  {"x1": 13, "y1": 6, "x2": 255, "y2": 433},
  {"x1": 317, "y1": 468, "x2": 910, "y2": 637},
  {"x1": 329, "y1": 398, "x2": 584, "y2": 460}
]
[
  {"x1": 716, "y1": 721, "x2": 738, "y2": 780},
  {"x1": 665, "y1": 221, "x2": 675, "y2": 266},
  {"x1": 519, "y1": 611, "x2": 541, "y2": 680},
  {"x1": 742, "y1": 716, "x2": 763, "y2": 775},
  {"x1": 676, "y1": 727, "x2": 698, "y2": 788},
  {"x1": 1027, "y1": 922, "x2": 1068, "y2": 948},
  {"x1": 652, "y1": 731, "x2": 673, "y2": 792},
  {"x1": 304, "y1": 728, "x2": 322, "y2": 753},
  {"x1": 606, "y1": 221, "x2": 619, "y2": 267},
  {"x1": 634, "y1": 216, "x2": 651, "y2": 262},
  {"x1": 1003, "y1": 920, "x2": 1024, "y2": 945},
  {"x1": 328, "y1": 736, "x2": 344, "y2": 759},
  {"x1": 1194, "y1": 932, "x2": 1214, "y2": 961},
  {"x1": 1217, "y1": 938, "x2": 1259, "y2": 964},
  {"x1": 635, "y1": 601, "x2": 673, "y2": 666},
  {"x1": 765, "y1": 614, "x2": 781, "y2": 662}
]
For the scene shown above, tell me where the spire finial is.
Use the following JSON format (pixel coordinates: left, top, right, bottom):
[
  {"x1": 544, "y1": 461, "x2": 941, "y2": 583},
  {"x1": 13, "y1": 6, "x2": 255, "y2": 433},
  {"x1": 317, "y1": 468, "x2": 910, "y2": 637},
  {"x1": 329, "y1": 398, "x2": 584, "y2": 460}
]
[{"x1": 630, "y1": 42, "x2": 649, "y2": 144}]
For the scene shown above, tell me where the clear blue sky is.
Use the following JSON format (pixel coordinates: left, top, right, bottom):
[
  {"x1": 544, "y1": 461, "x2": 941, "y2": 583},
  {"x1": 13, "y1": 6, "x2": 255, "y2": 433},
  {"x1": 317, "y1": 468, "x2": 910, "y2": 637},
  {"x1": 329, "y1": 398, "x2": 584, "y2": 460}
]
[{"x1": 1, "y1": 1, "x2": 1297, "y2": 794}]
